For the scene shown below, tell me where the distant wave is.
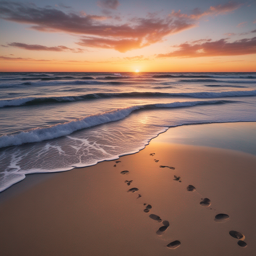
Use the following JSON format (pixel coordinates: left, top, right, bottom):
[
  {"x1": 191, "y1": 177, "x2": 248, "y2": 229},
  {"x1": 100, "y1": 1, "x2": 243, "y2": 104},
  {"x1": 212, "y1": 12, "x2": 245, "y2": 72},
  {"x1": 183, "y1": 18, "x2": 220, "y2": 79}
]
[
  {"x1": 152, "y1": 74, "x2": 256, "y2": 79},
  {"x1": 204, "y1": 85, "x2": 246, "y2": 88},
  {"x1": 179, "y1": 79, "x2": 256, "y2": 83},
  {"x1": 1, "y1": 90, "x2": 255, "y2": 108},
  {"x1": 0, "y1": 99, "x2": 235, "y2": 148},
  {"x1": 153, "y1": 75, "x2": 212, "y2": 78},
  {"x1": 0, "y1": 79, "x2": 104, "y2": 88},
  {"x1": 101, "y1": 76, "x2": 128, "y2": 80},
  {"x1": 21, "y1": 76, "x2": 95, "y2": 81}
]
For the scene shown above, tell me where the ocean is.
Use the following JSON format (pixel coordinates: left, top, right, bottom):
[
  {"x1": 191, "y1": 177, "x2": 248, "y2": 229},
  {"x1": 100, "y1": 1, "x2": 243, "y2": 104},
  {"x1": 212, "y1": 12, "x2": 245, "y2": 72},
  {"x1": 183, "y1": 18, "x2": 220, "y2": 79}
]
[{"x1": 0, "y1": 72, "x2": 256, "y2": 192}]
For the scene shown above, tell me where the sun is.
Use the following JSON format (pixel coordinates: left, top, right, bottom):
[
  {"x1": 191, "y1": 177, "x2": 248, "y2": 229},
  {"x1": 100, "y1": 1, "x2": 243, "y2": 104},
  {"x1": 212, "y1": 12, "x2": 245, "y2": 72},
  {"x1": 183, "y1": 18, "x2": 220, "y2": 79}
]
[{"x1": 135, "y1": 69, "x2": 140, "y2": 73}]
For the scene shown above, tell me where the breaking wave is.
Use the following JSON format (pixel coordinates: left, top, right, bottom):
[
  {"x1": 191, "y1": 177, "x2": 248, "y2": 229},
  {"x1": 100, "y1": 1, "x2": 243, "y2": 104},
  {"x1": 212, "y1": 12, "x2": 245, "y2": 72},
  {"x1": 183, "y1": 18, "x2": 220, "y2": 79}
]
[{"x1": 0, "y1": 99, "x2": 235, "y2": 148}]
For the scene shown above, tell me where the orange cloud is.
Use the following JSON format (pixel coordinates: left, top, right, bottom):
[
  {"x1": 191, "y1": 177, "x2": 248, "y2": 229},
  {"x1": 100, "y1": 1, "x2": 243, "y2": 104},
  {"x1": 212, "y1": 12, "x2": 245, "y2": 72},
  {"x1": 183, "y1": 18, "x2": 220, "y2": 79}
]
[
  {"x1": 7, "y1": 42, "x2": 84, "y2": 53},
  {"x1": 237, "y1": 21, "x2": 247, "y2": 27},
  {"x1": 0, "y1": 56, "x2": 49, "y2": 62},
  {"x1": 157, "y1": 37, "x2": 256, "y2": 58},
  {"x1": 77, "y1": 37, "x2": 142, "y2": 53},
  {"x1": 123, "y1": 55, "x2": 149, "y2": 61}
]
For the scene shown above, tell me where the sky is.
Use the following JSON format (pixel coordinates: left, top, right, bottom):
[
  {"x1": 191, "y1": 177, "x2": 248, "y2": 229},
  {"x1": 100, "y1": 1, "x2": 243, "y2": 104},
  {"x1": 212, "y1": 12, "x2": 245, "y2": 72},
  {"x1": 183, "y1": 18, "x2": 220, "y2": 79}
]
[{"x1": 0, "y1": 0, "x2": 256, "y2": 72}]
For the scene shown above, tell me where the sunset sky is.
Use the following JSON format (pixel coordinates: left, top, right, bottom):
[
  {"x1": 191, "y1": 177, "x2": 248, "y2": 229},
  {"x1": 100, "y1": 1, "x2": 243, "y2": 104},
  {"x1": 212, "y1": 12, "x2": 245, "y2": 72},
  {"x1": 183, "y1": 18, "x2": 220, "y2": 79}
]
[{"x1": 0, "y1": 0, "x2": 256, "y2": 72}]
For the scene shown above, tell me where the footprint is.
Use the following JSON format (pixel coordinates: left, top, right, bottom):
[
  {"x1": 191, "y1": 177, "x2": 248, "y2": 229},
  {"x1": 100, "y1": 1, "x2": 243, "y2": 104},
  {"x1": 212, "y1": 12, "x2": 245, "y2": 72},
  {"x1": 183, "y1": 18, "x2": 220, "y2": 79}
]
[
  {"x1": 174, "y1": 175, "x2": 181, "y2": 182},
  {"x1": 237, "y1": 240, "x2": 247, "y2": 247},
  {"x1": 229, "y1": 231, "x2": 245, "y2": 240},
  {"x1": 149, "y1": 214, "x2": 162, "y2": 222},
  {"x1": 137, "y1": 194, "x2": 142, "y2": 199},
  {"x1": 162, "y1": 220, "x2": 169, "y2": 226},
  {"x1": 200, "y1": 198, "x2": 211, "y2": 207},
  {"x1": 214, "y1": 213, "x2": 229, "y2": 222},
  {"x1": 125, "y1": 180, "x2": 133, "y2": 186},
  {"x1": 167, "y1": 240, "x2": 181, "y2": 249},
  {"x1": 116, "y1": 160, "x2": 121, "y2": 163},
  {"x1": 144, "y1": 204, "x2": 152, "y2": 213},
  {"x1": 154, "y1": 159, "x2": 159, "y2": 162},
  {"x1": 150, "y1": 153, "x2": 155, "y2": 156},
  {"x1": 156, "y1": 220, "x2": 170, "y2": 235},
  {"x1": 128, "y1": 187, "x2": 139, "y2": 193},
  {"x1": 187, "y1": 185, "x2": 196, "y2": 191},
  {"x1": 160, "y1": 165, "x2": 175, "y2": 170},
  {"x1": 120, "y1": 170, "x2": 129, "y2": 175},
  {"x1": 113, "y1": 164, "x2": 116, "y2": 167}
]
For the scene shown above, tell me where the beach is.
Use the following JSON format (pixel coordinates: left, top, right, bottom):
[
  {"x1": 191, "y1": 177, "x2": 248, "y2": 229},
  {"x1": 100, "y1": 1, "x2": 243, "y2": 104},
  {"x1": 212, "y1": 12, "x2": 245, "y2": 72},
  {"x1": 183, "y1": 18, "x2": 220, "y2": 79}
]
[
  {"x1": 0, "y1": 123, "x2": 255, "y2": 256},
  {"x1": 1, "y1": 0, "x2": 256, "y2": 254}
]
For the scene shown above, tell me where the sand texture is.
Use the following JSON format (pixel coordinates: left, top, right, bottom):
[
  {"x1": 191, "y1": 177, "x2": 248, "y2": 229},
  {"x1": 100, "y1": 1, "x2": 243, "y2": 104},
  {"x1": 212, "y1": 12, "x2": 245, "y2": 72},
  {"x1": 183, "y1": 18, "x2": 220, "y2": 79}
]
[{"x1": 0, "y1": 143, "x2": 256, "y2": 256}]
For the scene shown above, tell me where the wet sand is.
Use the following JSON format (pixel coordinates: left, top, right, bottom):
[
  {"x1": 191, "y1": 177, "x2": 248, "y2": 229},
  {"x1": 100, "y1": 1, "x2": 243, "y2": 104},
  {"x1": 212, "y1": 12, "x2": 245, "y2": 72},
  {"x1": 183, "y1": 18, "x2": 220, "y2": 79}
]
[{"x1": 0, "y1": 140, "x2": 255, "y2": 256}]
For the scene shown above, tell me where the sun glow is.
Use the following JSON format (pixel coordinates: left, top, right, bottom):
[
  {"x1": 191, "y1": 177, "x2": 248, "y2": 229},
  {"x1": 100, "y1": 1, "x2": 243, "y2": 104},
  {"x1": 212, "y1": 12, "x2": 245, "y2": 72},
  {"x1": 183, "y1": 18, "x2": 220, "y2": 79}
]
[{"x1": 135, "y1": 69, "x2": 140, "y2": 73}]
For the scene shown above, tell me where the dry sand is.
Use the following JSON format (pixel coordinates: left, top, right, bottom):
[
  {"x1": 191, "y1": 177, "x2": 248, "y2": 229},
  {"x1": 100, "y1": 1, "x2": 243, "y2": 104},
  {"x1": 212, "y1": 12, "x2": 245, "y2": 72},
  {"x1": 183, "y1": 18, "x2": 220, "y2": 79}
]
[{"x1": 0, "y1": 142, "x2": 256, "y2": 256}]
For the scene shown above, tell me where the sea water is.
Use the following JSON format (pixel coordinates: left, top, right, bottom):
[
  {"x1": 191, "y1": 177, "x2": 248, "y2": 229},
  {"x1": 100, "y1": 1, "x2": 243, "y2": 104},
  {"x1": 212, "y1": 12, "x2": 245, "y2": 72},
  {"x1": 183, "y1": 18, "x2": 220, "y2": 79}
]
[{"x1": 0, "y1": 72, "x2": 256, "y2": 192}]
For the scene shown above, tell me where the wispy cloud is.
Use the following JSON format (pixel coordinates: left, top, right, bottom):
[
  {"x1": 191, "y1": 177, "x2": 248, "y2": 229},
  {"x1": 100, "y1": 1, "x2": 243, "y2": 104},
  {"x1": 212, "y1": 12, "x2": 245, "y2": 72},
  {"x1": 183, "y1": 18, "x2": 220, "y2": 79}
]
[
  {"x1": 171, "y1": 1, "x2": 241, "y2": 20},
  {"x1": 0, "y1": 55, "x2": 109, "y2": 64},
  {"x1": 7, "y1": 42, "x2": 84, "y2": 53},
  {"x1": 97, "y1": 0, "x2": 119, "y2": 10},
  {"x1": 157, "y1": 37, "x2": 256, "y2": 58},
  {"x1": 123, "y1": 55, "x2": 149, "y2": 61},
  {"x1": 0, "y1": 1, "x2": 242, "y2": 53},
  {"x1": 224, "y1": 32, "x2": 236, "y2": 36},
  {"x1": 237, "y1": 21, "x2": 247, "y2": 27},
  {"x1": 77, "y1": 37, "x2": 142, "y2": 53},
  {"x1": 56, "y1": 3, "x2": 71, "y2": 9},
  {"x1": 0, "y1": 56, "x2": 49, "y2": 61}
]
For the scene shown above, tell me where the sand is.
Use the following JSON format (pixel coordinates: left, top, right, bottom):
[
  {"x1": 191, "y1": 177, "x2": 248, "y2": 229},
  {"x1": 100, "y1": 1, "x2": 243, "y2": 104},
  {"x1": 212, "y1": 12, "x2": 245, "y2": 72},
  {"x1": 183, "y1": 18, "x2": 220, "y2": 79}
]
[{"x1": 0, "y1": 141, "x2": 256, "y2": 255}]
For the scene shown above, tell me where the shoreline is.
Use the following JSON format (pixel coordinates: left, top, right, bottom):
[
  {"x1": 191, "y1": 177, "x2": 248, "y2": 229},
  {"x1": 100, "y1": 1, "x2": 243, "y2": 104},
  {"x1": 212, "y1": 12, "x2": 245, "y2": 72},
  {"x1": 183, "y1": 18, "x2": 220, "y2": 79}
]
[
  {"x1": 0, "y1": 137, "x2": 256, "y2": 255},
  {"x1": 1, "y1": 121, "x2": 256, "y2": 194}
]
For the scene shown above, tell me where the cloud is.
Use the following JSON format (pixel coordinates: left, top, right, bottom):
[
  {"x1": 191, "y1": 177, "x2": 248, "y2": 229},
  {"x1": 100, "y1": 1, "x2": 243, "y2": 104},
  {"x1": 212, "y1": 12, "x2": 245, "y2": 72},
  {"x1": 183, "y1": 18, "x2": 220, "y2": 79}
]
[
  {"x1": 0, "y1": 1, "x2": 242, "y2": 53},
  {"x1": 237, "y1": 21, "x2": 247, "y2": 27},
  {"x1": 0, "y1": 56, "x2": 49, "y2": 61},
  {"x1": 57, "y1": 3, "x2": 71, "y2": 9},
  {"x1": 97, "y1": 0, "x2": 119, "y2": 10},
  {"x1": 252, "y1": 29, "x2": 256, "y2": 33},
  {"x1": 157, "y1": 37, "x2": 256, "y2": 58},
  {"x1": 253, "y1": 19, "x2": 256, "y2": 24},
  {"x1": 77, "y1": 37, "x2": 142, "y2": 53},
  {"x1": 7, "y1": 42, "x2": 84, "y2": 53},
  {"x1": 123, "y1": 55, "x2": 149, "y2": 61},
  {"x1": 191, "y1": 38, "x2": 212, "y2": 44},
  {"x1": 171, "y1": 1, "x2": 241, "y2": 20},
  {"x1": 224, "y1": 32, "x2": 236, "y2": 36},
  {"x1": 0, "y1": 55, "x2": 110, "y2": 64}
]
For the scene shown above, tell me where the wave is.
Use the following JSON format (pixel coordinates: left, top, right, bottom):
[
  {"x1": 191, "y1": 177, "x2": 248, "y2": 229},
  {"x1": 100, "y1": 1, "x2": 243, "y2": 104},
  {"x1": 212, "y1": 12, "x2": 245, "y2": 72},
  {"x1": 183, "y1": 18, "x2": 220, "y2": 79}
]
[
  {"x1": 1, "y1": 90, "x2": 255, "y2": 108},
  {"x1": 204, "y1": 85, "x2": 246, "y2": 88},
  {"x1": 101, "y1": 76, "x2": 128, "y2": 80},
  {"x1": 152, "y1": 74, "x2": 256, "y2": 79},
  {"x1": 153, "y1": 75, "x2": 212, "y2": 78},
  {"x1": 179, "y1": 79, "x2": 256, "y2": 83},
  {"x1": 20, "y1": 76, "x2": 95, "y2": 81},
  {"x1": 0, "y1": 99, "x2": 235, "y2": 149}
]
